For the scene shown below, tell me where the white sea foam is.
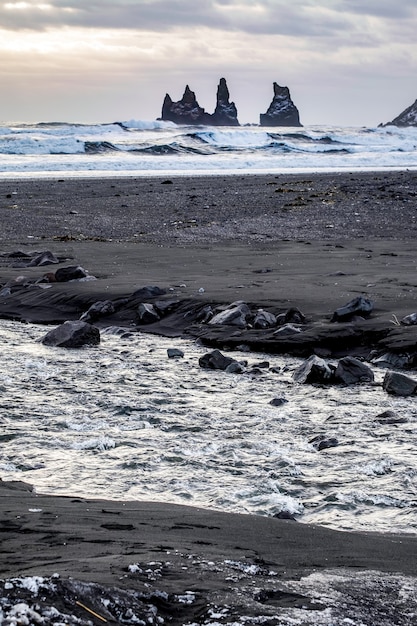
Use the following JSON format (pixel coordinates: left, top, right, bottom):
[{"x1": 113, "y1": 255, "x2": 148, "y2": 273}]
[{"x1": 0, "y1": 121, "x2": 416, "y2": 177}]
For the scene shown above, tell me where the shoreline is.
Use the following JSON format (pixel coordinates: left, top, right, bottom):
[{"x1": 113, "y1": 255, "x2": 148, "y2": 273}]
[{"x1": 1, "y1": 171, "x2": 417, "y2": 624}]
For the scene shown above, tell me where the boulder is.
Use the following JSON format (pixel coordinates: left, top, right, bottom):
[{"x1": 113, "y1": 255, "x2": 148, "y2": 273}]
[
  {"x1": 211, "y1": 78, "x2": 239, "y2": 126},
  {"x1": 293, "y1": 355, "x2": 335, "y2": 384},
  {"x1": 80, "y1": 300, "x2": 116, "y2": 323},
  {"x1": 374, "y1": 410, "x2": 407, "y2": 425},
  {"x1": 199, "y1": 349, "x2": 238, "y2": 371},
  {"x1": 270, "y1": 397, "x2": 288, "y2": 407},
  {"x1": 41, "y1": 321, "x2": 100, "y2": 348},
  {"x1": 383, "y1": 98, "x2": 417, "y2": 127},
  {"x1": 55, "y1": 266, "x2": 88, "y2": 282},
  {"x1": 225, "y1": 361, "x2": 245, "y2": 374},
  {"x1": 371, "y1": 352, "x2": 411, "y2": 369},
  {"x1": 309, "y1": 435, "x2": 339, "y2": 451},
  {"x1": 137, "y1": 303, "x2": 160, "y2": 324},
  {"x1": 253, "y1": 308, "x2": 277, "y2": 329},
  {"x1": 167, "y1": 348, "x2": 184, "y2": 359},
  {"x1": 161, "y1": 85, "x2": 211, "y2": 125},
  {"x1": 260, "y1": 83, "x2": 302, "y2": 127},
  {"x1": 276, "y1": 307, "x2": 305, "y2": 325},
  {"x1": 382, "y1": 371, "x2": 417, "y2": 396},
  {"x1": 209, "y1": 302, "x2": 250, "y2": 328},
  {"x1": 331, "y1": 296, "x2": 373, "y2": 322},
  {"x1": 335, "y1": 356, "x2": 374, "y2": 385}
]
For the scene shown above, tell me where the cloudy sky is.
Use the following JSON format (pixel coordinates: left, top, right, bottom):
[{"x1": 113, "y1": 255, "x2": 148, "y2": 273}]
[{"x1": 1, "y1": 0, "x2": 416, "y2": 126}]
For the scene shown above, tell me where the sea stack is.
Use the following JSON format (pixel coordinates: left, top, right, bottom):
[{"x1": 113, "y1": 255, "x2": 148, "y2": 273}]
[
  {"x1": 260, "y1": 82, "x2": 302, "y2": 127},
  {"x1": 161, "y1": 85, "x2": 211, "y2": 125},
  {"x1": 384, "y1": 98, "x2": 417, "y2": 127},
  {"x1": 160, "y1": 79, "x2": 239, "y2": 126},
  {"x1": 211, "y1": 78, "x2": 239, "y2": 126}
]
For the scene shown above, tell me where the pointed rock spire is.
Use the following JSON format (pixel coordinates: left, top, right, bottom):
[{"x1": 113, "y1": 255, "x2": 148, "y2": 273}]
[
  {"x1": 383, "y1": 98, "x2": 417, "y2": 127},
  {"x1": 260, "y1": 83, "x2": 302, "y2": 127},
  {"x1": 212, "y1": 77, "x2": 239, "y2": 126}
]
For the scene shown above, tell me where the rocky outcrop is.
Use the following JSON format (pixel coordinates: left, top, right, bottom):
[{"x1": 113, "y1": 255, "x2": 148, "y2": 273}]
[
  {"x1": 211, "y1": 78, "x2": 239, "y2": 126},
  {"x1": 161, "y1": 79, "x2": 239, "y2": 126},
  {"x1": 260, "y1": 83, "x2": 302, "y2": 127},
  {"x1": 384, "y1": 99, "x2": 417, "y2": 127},
  {"x1": 161, "y1": 85, "x2": 211, "y2": 125}
]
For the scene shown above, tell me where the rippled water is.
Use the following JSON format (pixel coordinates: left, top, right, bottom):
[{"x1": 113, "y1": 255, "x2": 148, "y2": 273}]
[{"x1": 1, "y1": 320, "x2": 416, "y2": 534}]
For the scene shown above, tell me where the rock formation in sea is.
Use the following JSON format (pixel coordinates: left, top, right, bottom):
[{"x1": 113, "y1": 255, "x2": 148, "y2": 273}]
[
  {"x1": 211, "y1": 77, "x2": 239, "y2": 126},
  {"x1": 383, "y1": 98, "x2": 417, "y2": 126},
  {"x1": 160, "y1": 78, "x2": 239, "y2": 126},
  {"x1": 260, "y1": 82, "x2": 302, "y2": 127}
]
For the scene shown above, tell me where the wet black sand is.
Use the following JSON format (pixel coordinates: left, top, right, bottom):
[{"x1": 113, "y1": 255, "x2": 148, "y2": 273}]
[{"x1": 1, "y1": 171, "x2": 417, "y2": 624}]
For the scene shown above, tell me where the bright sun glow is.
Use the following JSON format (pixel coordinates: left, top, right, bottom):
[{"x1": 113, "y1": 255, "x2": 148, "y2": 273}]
[{"x1": 4, "y1": 2, "x2": 53, "y2": 9}]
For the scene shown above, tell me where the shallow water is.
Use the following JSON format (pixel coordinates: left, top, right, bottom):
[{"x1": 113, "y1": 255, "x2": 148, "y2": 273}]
[{"x1": 1, "y1": 319, "x2": 416, "y2": 534}]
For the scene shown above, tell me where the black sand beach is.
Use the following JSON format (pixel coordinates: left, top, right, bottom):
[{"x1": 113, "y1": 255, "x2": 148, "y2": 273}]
[{"x1": 1, "y1": 171, "x2": 417, "y2": 624}]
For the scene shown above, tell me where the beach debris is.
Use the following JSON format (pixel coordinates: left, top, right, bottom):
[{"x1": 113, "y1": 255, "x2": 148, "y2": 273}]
[
  {"x1": 41, "y1": 320, "x2": 100, "y2": 348},
  {"x1": 309, "y1": 434, "x2": 339, "y2": 451},
  {"x1": 198, "y1": 287, "x2": 205, "y2": 293},
  {"x1": 137, "y1": 303, "x2": 160, "y2": 324},
  {"x1": 253, "y1": 308, "x2": 277, "y2": 329},
  {"x1": 293, "y1": 355, "x2": 336, "y2": 384},
  {"x1": 331, "y1": 295, "x2": 373, "y2": 322},
  {"x1": 199, "y1": 349, "x2": 239, "y2": 371},
  {"x1": 54, "y1": 265, "x2": 88, "y2": 282},
  {"x1": 382, "y1": 371, "x2": 417, "y2": 396},
  {"x1": 335, "y1": 356, "x2": 374, "y2": 385},
  {"x1": 167, "y1": 348, "x2": 184, "y2": 359},
  {"x1": 80, "y1": 300, "x2": 116, "y2": 323},
  {"x1": 209, "y1": 301, "x2": 250, "y2": 328}
]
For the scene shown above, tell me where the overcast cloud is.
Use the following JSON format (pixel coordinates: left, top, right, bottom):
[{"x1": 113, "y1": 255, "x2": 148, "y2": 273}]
[{"x1": 0, "y1": 0, "x2": 416, "y2": 125}]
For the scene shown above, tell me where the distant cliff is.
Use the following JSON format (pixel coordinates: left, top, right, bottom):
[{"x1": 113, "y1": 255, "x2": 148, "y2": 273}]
[
  {"x1": 260, "y1": 83, "x2": 302, "y2": 127},
  {"x1": 161, "y1": 78, "x2": 239, "y2": 126},
  {"x1": 383, "y1": 99, "x2": 417, "y2": 127}
]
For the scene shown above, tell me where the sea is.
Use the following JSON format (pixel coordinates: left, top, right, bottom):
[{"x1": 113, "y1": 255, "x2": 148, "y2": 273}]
[
  {"x1": 0, "y1": 120, "x2": 416, "y2": 177},
  {"x1": 0, "y1": 120, "x2": 416, "y2": 537}
]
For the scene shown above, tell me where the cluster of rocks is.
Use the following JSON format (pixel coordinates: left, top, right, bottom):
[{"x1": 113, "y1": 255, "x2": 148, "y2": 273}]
[{"x1": 160, "y1": 78, "x2": 302, "y2": 127}]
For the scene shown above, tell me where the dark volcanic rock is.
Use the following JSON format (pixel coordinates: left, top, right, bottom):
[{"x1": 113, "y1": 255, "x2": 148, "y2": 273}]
[
  {"x1": 382, "y1": 371, "x2": 417, "y2": 396},
  {"x1": 161, "y1": 85, "x2": 211, "y2": 125},
  {"x1": 199, "y1": 349, "x2": 238, "y2": 371},
  {"x1": 253, "y1": 308, "x2": 277, "y2": 329},
  {"x1": 293, "y1": 355, "x2": 335, "y2": 384},
  {"x1": 211, "y1": 78, "x2": 239, "y2": 126},
  {"x1": 41, "y1": 321, "x2": 100, "y2": 348},
  {"x1": 80, "y1": 300, "x2": 116, "y2": 323},
  {"x1": 331, "y1": 296, "x2": 373, "y2": 322},
  {"x1": 55, "y1": 265, "x2": 88, "y2": 282},
  {"x1": 161, "y1": 79, "x2": 239, "y2": 126},
  {"x1": 167, "y1": 348, "x2": 184, "y2": 359},
  {"x1": 401, "y1": 312, "x2": 417, "y2": 325},
  {"x1": 383, "y1": 98, "x2": 417, "y2": 127},
  {"x1": 335, "y1": 356, "x2": 374, "y2": 385},
  {"x1": 137, "y1": 303, "x2": 160, "y2": 324},
  {"x1": 260, "y1": 83, "x2": 302, "y2": 127},
  {"x1": 309, "y1": 435, "x2": 339, "y2": 451},
  {"x1": 209, "y1": 301, "x2": 250, "y2": 328}
]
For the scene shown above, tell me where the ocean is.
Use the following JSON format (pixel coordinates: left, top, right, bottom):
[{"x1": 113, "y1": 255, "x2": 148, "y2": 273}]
[{"x1": 0, "y1": 120, "x2": 416, "y2": 177}]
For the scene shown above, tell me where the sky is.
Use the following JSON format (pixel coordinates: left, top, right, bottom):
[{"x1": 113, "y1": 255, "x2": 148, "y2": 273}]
[{"x1": 0, "y1": 0, "x2": 416, "y2": 126}]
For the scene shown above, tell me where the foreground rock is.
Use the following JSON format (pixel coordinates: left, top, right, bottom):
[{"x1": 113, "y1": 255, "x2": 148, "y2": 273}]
[
  {"x1": 335, "y1": 356, "x2": 374, "y2": 384},
  {"x1": 199, "y1": 349, "x2": 240, "y2": 371},
  {"x1": 383, "y1": 371, "x2": 417, "y2": 396},
  {"x1": 293, "y1": 355, "x2": 335, "y2": 384},
  {"x1": 260, "y1": 83, "x2": 302, "y2": 127},
  {"x1": 332, "y1": 296, "x2": 373, "y2": 322},
  {"x1": 41, "y1": 321, "x2": 100, "y2": 348}
]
